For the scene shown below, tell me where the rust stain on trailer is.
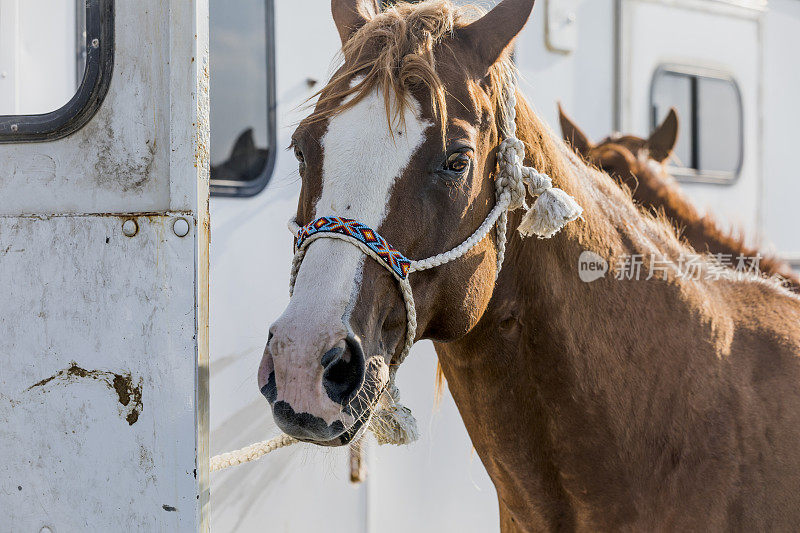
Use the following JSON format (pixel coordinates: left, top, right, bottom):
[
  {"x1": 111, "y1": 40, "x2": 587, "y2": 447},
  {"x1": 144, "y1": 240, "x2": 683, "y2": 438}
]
[
  {"x1": 27, "y1": 363, "x2": 143, "y2": 425},
  {"x1": 195, "y1": 58, "x2": 210, "y2": 173}
]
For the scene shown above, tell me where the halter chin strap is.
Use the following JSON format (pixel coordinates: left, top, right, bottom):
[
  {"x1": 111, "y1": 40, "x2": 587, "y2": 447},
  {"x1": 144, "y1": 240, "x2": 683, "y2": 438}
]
[{"x1": 286, "y1": 80, "x2": 582, "y2": 445}]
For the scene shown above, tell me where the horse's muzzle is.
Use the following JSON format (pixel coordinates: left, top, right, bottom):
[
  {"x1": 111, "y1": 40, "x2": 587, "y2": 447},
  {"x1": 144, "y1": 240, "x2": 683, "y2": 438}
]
[{"x1": 258, "y1": 331, "x2": 368, "y2": 444}]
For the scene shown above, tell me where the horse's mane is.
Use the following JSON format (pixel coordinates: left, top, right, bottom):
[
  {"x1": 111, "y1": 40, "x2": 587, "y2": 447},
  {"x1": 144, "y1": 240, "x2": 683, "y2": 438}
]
[
  {"x1": 312, "y1": 0, "x2": 512, "y2": 142},
  {"x1": 589, "y1": 138, "x2": 800, "y2": 291}
]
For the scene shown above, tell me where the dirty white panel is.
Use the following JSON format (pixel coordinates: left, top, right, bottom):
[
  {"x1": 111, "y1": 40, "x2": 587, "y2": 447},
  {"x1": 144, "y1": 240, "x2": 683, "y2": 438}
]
[
  {"x1": 762, "y1": 0, "x2": 800, "y2": 258},
  {"x1": 0, "y1": 1, "x2": 174, "y2": 215},
  {"x1": 0, "y1": 214, "x2": 201, "y2": 531},
  {"x1": 169, "y1": 0, "x2": 211, "y2": 214}
]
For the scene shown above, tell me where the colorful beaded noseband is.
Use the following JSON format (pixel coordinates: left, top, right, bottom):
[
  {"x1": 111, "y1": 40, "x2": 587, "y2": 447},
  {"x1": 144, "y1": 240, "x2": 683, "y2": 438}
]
[
  {"x1": 287, "y1": 80, "x2": 583, "y2": 445},
  {"x1": 295, "y1": 217, "x2": 412, "y2": 280}
]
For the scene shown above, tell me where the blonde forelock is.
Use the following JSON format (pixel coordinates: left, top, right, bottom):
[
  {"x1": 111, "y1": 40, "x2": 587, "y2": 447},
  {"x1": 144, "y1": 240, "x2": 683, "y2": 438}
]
[{"x1": 311, "y1": 1, "x2": 513, "y2": 144}]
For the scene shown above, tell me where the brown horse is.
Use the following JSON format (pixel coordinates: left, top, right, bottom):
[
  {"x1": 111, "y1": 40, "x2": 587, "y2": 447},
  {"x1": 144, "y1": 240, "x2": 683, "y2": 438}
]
[
  {"x1": 258, "y1": 0, "x2": 800, "y2": 530},
  {"x1": 558, "y1": 105, "x2": 800, "y2": 292}
]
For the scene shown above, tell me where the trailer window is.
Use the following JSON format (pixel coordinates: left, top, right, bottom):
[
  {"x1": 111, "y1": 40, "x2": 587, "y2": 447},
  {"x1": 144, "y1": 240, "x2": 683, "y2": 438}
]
[
  {"x1": 209, "y1": 0, "x2": 276, "y2": 197},
  {"x1": 0, "y1": 0, "x2": 112, "y2": 142},
  {"x1": 650, "y1": 66, "x2": 743, "y2": 184}
]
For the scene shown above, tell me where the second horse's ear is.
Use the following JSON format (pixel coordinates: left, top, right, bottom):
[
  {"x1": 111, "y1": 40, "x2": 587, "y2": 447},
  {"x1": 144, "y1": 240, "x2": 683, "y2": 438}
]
[
  {"x1": 647, "y1": 108, "x2": 679, "y2": 163},
  {"x1": 230, "y1": 128, "x2": 256, "y2": 159},
  {"x1": 558, "y1": 103, "x2": 593, "y2": 156},
  {"x1": 457, "y1": 0, "x2": 537, "y2": 77}
]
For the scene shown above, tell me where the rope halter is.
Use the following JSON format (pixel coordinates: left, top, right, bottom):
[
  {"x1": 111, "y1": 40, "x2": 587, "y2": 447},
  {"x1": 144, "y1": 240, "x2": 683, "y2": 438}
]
[{"x1": 287, "y1": 81, "x2": 582, "y2": 446}]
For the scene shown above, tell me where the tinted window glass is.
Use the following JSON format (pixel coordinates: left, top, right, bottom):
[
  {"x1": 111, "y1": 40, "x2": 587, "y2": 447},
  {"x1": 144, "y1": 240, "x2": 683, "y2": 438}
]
[
  {"x1": 0, "y1": 0, "x2": 113, "y2": 142},
  {"x1": 652, "y1": 72, "x2": 692, "y2": 168},
  {"x1": 698, "y1": 77, "x2": 741, "y2": 173},
  {"x1": 651, "y1": 67, "x2": 742, "y2": 181},
  {"x1": 210, "y1": 0, "x2": 276, "y2": 196},
  {"x1": 0, "y1": 0, "x2": 86, "y2": 115}
]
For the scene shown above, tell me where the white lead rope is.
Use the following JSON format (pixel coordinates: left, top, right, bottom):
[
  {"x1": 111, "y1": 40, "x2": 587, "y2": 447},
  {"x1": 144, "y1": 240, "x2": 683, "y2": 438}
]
[
  {"x1": 210, "y1": 79, "x2": 582, "y2": 472},
  {"x1": 211, "y1": 434, "x2": 298, "y2": 473}
]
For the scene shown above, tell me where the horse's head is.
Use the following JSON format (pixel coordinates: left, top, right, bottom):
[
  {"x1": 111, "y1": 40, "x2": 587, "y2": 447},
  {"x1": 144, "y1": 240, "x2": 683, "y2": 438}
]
[
  {"x1": 558, "y1": 103, "x2": 679, "y2": 187},
  {"x1": 257, "y1": 0, "x2": 538, "y2": 445}
]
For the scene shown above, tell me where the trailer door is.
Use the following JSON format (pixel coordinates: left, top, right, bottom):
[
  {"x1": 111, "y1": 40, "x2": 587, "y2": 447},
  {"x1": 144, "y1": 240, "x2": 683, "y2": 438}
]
[
  {"x1": 618, "y1": 0, "x2": 764, "y2": 242},
  {"x1": 0, "y1": 1, "x2": 209, "y2": 530}
]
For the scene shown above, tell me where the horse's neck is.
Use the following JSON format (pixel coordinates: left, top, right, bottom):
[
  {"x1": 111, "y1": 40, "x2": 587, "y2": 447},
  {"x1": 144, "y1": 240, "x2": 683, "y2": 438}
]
[{"x1": 434, "y1": 114, "x2": 716, "y2": 527}]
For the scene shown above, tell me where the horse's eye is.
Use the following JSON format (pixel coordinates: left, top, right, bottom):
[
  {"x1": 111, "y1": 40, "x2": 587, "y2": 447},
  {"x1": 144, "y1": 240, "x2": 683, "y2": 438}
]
[
  {"x1": 293, "y1": 144, "x2": 307, "y2": 175},
  {"x1": 445, "y1": 152, "x2": 471, "y2": 174}
]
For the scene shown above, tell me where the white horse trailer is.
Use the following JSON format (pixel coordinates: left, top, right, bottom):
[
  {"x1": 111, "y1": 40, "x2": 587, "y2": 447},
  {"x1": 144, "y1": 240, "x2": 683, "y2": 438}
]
[
  {"x1": 1, "y1": 0, "x2": 798, "y2": 531},
  {"x1": 0, "y1": 0, "x2": 210, "y2": 530}
]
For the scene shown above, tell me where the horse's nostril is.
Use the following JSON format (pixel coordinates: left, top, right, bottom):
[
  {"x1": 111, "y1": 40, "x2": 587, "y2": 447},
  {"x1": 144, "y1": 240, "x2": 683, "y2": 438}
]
[
  {"x1": 322, "y1": 335, "x2": 365, "y2": 405},
  {"x1": 260, "y1": 371, "x2": 277, "y2": 403},
  {"x1": 321, "y1": 344, "x2": 345, "y2": 369}
]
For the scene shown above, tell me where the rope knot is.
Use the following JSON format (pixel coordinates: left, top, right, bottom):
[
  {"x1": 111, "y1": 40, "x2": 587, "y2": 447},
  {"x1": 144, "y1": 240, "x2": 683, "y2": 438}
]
[
  {"x1": 497, "y1": 138, "x2": 528, "y2": 210},
  {"x1": 523, "y1": 167, "x2": 552, "y2": 195},
  {"x1": 495, "y1": 80, "x2": 583, "y2": 238},
  {"x1": 370, "y1": 382, "x2": 419, "y2": 445}
]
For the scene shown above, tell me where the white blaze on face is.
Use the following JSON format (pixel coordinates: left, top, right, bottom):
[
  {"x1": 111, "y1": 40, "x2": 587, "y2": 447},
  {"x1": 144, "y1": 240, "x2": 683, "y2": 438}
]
[
  {"x1": 299, "y1": 86, "x2": 430, "y2": 322},
  {"x1": 271, "y1": 84, "x2": 430, "y2": 422}
]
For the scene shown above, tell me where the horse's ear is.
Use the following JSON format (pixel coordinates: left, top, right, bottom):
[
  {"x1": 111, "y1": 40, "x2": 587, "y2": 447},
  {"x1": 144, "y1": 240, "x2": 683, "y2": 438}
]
[
  {"x1": 230, "y1": 128, "x2": 256, "y2": 159},
  {"x1": 331, "y1": 0, "x2": 380, "y2": 46},
  {"x1": 558, "y1": 103, "x2": 593, "y2": 156},
  {"x1": 457, "y1": 0, "x2": 536, "y2": 76},
  {"x1": 646, "y1": 108, "x2": 679, "y2": 163}
]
